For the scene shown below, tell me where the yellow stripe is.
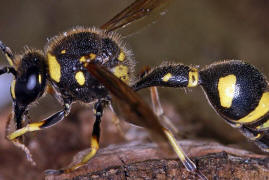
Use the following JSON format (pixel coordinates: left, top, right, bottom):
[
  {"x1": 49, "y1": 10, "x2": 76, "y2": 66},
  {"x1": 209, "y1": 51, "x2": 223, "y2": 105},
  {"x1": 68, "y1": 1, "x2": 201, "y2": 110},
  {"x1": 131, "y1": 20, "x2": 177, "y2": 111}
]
[
  {"x1": 162, "y1": 73, "x2": 172, "y2": 82},
  {"x1": 47, "y1": 53, "x2": 61, "y2": 83},
  {"x1": 218, "y1": 74, "x2": 236, "y2": 108},
  {"x1": 187, "y1": 68, "x2": 199, "y2": 87},
  {"x1": 237, "y1": 92, "x2": 269, "y2": 124},
  {"x1": 38, "y1": 74, "x2": 42, "y2": 84}
]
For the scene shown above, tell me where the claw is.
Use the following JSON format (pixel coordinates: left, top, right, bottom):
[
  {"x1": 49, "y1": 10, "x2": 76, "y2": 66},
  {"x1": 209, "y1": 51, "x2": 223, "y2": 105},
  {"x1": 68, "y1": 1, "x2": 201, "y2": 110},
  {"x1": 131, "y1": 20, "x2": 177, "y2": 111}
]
[{"x1": 44, "y1": 169, "x2": 64, "y2": 176}]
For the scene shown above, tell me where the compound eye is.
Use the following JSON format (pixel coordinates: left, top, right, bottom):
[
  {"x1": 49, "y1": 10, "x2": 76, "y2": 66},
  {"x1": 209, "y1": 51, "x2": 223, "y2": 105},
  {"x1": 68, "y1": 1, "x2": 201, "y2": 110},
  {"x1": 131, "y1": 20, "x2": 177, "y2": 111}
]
[{"x1": 14, "y1": 69, "x2": 43, "y2": 106}]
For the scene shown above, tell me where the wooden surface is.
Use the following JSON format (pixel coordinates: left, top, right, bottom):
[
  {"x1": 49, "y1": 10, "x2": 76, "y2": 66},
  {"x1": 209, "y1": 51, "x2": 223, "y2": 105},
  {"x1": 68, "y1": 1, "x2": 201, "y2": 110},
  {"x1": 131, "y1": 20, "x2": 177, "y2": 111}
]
[{"x1": 45, "y1": 140, "x2": 269, "y2": 180}]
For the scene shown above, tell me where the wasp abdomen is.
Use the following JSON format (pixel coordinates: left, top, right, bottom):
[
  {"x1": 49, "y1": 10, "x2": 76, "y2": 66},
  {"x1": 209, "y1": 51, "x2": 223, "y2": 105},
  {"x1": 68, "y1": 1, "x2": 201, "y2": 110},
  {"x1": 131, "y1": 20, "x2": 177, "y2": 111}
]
[{"x1": 200, "y1": 60, "x2": 268, "y2": 122}]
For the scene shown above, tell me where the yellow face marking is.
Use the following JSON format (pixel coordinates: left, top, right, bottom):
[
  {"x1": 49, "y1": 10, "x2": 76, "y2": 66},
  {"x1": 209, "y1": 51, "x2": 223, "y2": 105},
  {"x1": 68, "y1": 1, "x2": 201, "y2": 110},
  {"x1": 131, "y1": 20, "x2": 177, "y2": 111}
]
[
  {"x1": 10, "y1": 80, "x2": 16, "y2": 99},
  {"x1": 117, "y1": 51, "x2": 125, "y2": 62},
  {"x1": 188, "y1": 68, "x2": 199, "y2": 87},
  {"x1": 218, "y1": 74, "x2": 236, "y2": 108},
  {"x1": 162, "y1": 73, "x2": 172, "y2": 82},
  {"x1": 75, "y1": 71, "x2": 86, "y2": 86},
  {"x1": 38, "y1": 74, "x2": 42, "y2": 84},
  {"x1": 89, "y1": 53, "x2": 96, "y2": 60},
  {"x1": 237, "y1": 92, "x2": 269, "y2": 124},
  {"x1": 112, "y1": 65, "x2": 129, "y2": 84},
  {"x1": 79, "y1": 56, "x2": 87, "y2": 63},
  {"x1": 61, "y1": 50, "x2": 66, "y2": 54},
  {"x1": 256, "y1": 119, "x2": 269, "y2": 130},
  {"x1": 47, "y1": 53, "x2": 61, "y2": 83}
]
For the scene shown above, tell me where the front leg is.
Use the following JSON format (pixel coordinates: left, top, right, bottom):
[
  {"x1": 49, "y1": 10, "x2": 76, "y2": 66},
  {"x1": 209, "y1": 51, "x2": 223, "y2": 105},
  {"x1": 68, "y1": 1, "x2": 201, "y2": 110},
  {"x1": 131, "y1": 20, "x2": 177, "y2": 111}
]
[
  {"x1": 7, "y1": 103, "x2": 70, "y2": 141},
  {"x1": 45, "y1": 100, "x2": 104, "y2": 175}
]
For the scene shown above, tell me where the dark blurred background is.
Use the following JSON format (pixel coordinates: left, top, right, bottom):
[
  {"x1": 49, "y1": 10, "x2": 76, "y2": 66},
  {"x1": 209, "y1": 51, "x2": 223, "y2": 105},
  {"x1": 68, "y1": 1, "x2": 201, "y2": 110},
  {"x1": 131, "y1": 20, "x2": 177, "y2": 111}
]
[{"x1": 0, "y1": 0, "x2": 269, "y2": 179}]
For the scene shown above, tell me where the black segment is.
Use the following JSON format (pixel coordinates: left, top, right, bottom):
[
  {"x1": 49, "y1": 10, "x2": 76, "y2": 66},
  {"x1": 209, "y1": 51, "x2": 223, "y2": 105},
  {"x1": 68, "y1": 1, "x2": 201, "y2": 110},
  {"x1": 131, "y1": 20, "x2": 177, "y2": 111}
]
[
  {"x1": 40, "y1": 110, "x2": 65, "y2": 128},
  {"x1": 200, "y1": 60, "x2": 267, "y2": 120},
  {"x1": 133, "y1": 64, "x2": 192, "y2": 91}
]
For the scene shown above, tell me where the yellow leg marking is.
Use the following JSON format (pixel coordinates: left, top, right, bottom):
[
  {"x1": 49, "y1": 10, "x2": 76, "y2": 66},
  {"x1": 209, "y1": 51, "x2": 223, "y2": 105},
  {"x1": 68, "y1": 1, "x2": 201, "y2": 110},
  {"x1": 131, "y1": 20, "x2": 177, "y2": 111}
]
[
  {"x1": 218, "y1": 74, "x2": 236, "y2": 108},
  {"x1": 89, "y1": 53, "x2": 96, "y2": 60},
  {"x1": 10, "y1": 80, "x2": 16, "y2": 99},
  {"x1": 237, "y1": 92, "x2": 269, "y2": 124},
  {"x1": 256, "y1": 119, "x2": 269, "y2": 130},
  {"x1": 7, "y1": 121, "x2": 45, "y2": 140},
  {"x1": 188, "y1": 68, "x2": 199, "y2": 87},
  {"x1": 6, "y1": 54, "x2": 14, "y2": 66},
  {"x1": 163, "y1": 128, "x2": 196, "y2": 171},
  {"x1": 64, "y1": 136, "x2": 99, "y2": 173},
  {"x1": 47, "y1": 53, "x2": 61, "y2": 83},
  {"x1": 117, "y1": 51, "x2": 125, "y2": 61},
  {"x1": 250, "y1": 133, "x2": 262, "y2": 141},
  {"x1": 162, "y1": 73, "x2": 172, "y2": 82},
  {"x1": 75, "y1": 71, "x2": 86, "y2": 86}
]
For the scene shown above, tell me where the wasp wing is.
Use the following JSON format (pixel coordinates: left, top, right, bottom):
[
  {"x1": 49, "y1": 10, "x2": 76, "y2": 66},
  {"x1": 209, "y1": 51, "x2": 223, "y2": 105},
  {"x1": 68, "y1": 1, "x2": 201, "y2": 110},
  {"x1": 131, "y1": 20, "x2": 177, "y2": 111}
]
[
  {"x1": 86, "y1": 63, "x2": 172, "y2": 152},
  {"x1": 100, "y1": 0, "x2": 173, "y2": 33}
]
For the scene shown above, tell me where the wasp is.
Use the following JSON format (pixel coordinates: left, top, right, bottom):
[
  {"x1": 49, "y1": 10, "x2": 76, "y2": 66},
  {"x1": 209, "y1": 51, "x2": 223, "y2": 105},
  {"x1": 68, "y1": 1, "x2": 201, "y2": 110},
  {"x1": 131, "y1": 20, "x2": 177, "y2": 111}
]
[{"x1": 0, "y1": 0, "x2": 207, "y2": 179}]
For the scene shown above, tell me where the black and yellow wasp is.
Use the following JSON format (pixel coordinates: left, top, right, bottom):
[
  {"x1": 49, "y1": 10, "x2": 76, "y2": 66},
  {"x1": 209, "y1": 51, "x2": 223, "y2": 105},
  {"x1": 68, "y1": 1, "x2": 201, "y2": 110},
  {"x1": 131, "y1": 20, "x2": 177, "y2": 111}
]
[{"x1": 0, "y1": 0, "x2": 268, "y2": 179}]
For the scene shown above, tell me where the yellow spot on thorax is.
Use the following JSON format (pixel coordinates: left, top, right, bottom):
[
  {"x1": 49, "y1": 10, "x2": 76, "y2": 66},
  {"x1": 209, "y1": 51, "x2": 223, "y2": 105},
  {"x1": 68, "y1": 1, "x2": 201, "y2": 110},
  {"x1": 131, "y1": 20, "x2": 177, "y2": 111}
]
[
  {"x1": 10, "y1": 80, "x2": 16, "y2": 99},
  {"x1": 38, "y1": 74, "x2": 42, "y2": 84},
  {"x1": 80, "y1": 56, "x2": 87, "y2": 63},
  {"x1": 112, "y1": 65, "x2": 129, "y2": 84},
  {"x1": 75, "y1": 71, "x2": 86, "y2": 86},
  {"x1": 237, "y1": 92, "x2": 269, "y2": 124},
  {"x1": 89, "y1": 53, "x2": 96, "y2": 60},
  {"x1": 61, "y1": 50, "x2": 66, "y2": 54},
  {"x1": 117, "y1": 51, "x2": 125, "y2": 61},
  {"x1": 218, "y1": 74, "x2": 236, "y2": 108},
  {"x1": 162, "y1": 73, "x2": 172, "y2": 82},
  {"x1": 47, "y1": 53, "x2": 61, "y2": 83},
  {"x1": 188, "y1": 68, "x2": 199, "y2": 87}
]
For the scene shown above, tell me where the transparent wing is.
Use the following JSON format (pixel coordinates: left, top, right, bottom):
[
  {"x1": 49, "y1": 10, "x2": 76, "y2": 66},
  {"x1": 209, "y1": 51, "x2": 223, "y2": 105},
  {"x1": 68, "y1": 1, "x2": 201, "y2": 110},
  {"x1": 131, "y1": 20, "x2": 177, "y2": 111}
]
[{"x1": 100, "y1": 0, "x2": 173, "y2": 32}]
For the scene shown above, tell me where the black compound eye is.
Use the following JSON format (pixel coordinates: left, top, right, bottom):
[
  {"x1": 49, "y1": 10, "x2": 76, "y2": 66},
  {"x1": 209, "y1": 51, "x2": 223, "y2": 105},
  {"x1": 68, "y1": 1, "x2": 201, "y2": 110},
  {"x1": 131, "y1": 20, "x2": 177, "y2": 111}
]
[{"x1": 14, "y1": 69, "x2": 43, "y2": 105}]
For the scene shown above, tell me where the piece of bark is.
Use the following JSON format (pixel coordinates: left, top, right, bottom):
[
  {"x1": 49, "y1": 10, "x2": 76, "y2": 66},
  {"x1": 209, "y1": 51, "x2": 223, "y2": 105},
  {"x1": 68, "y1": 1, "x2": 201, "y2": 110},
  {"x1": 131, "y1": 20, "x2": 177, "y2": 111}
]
[{"x1": 45, "y1": 140, "x2": 269, "y2": 180}]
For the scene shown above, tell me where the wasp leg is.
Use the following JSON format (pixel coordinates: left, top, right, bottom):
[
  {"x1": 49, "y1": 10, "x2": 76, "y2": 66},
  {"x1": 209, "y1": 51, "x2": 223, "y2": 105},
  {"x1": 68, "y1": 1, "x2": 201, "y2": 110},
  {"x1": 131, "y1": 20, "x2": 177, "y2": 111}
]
[
  {"x1": 7, "y1": 104, "x2": 70, "y2": 141},
  {"x1": 0, "y1": 66, "x2": 16, "y2": 76},
  {"x1": 46, "y1": 101, "x2": 104, "y2": 175},
  {"x1": 150, "y1": 87, "x2": 179, "y2": 134},
  {"x1": 0, "y1": 40, "x2": 15, "y2": 66},
  {"x1": 163, "y1": 128, "x2": 207, "y2": 180}
]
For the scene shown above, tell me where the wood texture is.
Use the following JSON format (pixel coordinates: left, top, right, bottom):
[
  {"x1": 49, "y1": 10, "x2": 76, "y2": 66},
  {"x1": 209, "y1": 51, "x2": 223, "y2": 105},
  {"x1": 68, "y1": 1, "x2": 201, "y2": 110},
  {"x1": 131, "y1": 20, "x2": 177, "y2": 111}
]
[{"x1": 45, "y1": 140, "x2": 269, "y2": 180}]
